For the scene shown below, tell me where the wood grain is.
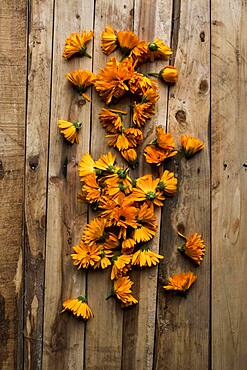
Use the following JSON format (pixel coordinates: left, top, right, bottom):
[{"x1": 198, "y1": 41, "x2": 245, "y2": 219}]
[
  {"x1": 0, "y1": 1, "x2": 27, "y2": 369},
  {"x1": 24, "y1": 0, "x2": 54, "y2": 368},
  {"x1": 155, "y1": 1, "x2": 210, "y2": 369},
  {"x1": 42, "y1": 1, "x2": 94, "y2": 369},
  {"x1": 211, "y1": 1, "x2": 247, "y2": 369}
]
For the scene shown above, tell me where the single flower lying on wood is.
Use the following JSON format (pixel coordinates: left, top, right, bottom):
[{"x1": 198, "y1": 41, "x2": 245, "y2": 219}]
[
  {"x1": 177, "y1": 231, "x2": 205, "y2": 265},
  {"x1": 62, "y1": 296, "x2": 93, "y2": 320},
  {"x1": 111, "y1": 276, "x2": 138, "y2": 306},
  {"x1": 66, "y1": 69, "x2": 95, "y2": 101},
  {"x1": 57, "y1": 119, "x2": 81, "y2": 144},
  {"x1": 163, "y1": 272, "x2": 197, "y2": 292},
  {"x1": 63, "y1": 31, "x2": 93, "y2": 59},
  {"x1": 181, "y1": 135, "x2": 204, "y2": 158},
  {"x1": 131, "y1": 245, "x2": 164, "y2": 267}
]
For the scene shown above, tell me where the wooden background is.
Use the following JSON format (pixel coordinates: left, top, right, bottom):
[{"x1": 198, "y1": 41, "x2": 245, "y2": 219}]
[{"x1": 0, "y1": 0, "x2": 246, "y2": 369}]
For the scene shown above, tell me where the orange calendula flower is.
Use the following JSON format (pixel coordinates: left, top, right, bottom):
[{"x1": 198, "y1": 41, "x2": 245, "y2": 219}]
[
  {"x1": 71, "y1": 241, "x2": 100, "y2": 269},
  {"x1": 94, "y1": 57, "x2": 135, "y2": 104},
  {"x1": 94, "y1": 152, "x2": 116, "y2": 172},
  {"x1": 122, "y1": 238, "x2": 136, "y2": 254},
  {"x1": 131, "y1": 245, "x2": 164, "y2": 267},
  {"x1": 117, "y1": 31, "x2": 139, "y2": 55},
  {"x1": 163, "y1": 272, "x2": 197, "y2": 292},
  {"x1": 105, "y1": 167, "x2": 133, "y2": 190},
  {"x1": 156, "y1": 127, "x2": 176, "y2": 152},
  {"x1": 66, "y1": 70, "x2": 95, "y2": 101},
  {"x1": 157, "y1": 170, "x2": 178, "y2": 195},
  {"x1": 62, "y1": 296, "x2": 93, "y2": 320},
  {"x1": 99, "y1": 108, "x2": 126, "y2": 134},
  {"x1": 58, "y1": 119, "x2": 81, "y2": 144},
  {"x1": 105, "y1": 177, "x2": 130, "y2": 197},
  {"x1": 129, "y1": 41, "x2": 149, "y2": 65},
  {"x1": 94, "y1": 249, "x2": 113, "y2": 269},
  {"x1": 82, "y1": 217, "x2": 118, "y2": 249},
  {"x1": 63, "y1": 31, "x2": 93, "y2": 59},
  {"x1": 129, "y1": 72, "x2": 157, "y2": 96},
  {"x1": 101, "y1": 26, "x2": 118, "y2": 55},
  {"x1": 160, "y1": 65, "x2": 178, "y2": 84},
  {"x1": 131, "y1": 174, "x2": 165, "y2": 206},
  {"x1": 113, "y1": 276, "x2": 138, "y2": 305},
  {"x1": 78, "y1": 152, "x2": 96, "y2": 180},
  {"x1": 181, "y1": 135, "x2": 204, "y2": 158},
  {"x1": 81, "y1": 173, "x2": 102, "y2": 203},
  {"x1": 121, "y1": 148, "x2": 138, "y2": 163},
  {"x1": 144, "y1": 145, "x2": 168, "y2": 165},
  {"x1": 133, "y1": 203, "x2": 157, "y2": 243},
  {"x1": 178, "y1": 232, "x2": 205, "y2": 265},
  {"x1": 148, "y1": 38, "x2": 172, "y2": 61},
  {"x1": 111, "y1": 254, "x2": 132, "y2": 280},
  {"x1": 133, "y1": 102, "x2": 155, "y2": 128}
]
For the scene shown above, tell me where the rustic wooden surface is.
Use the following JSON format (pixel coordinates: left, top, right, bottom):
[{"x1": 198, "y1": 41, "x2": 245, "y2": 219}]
[{"x1": 0, "y1": 0, "x2": 246, "y2": 369}]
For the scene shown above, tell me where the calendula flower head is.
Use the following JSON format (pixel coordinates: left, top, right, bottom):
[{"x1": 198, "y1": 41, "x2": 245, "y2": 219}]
[
  {"x1": 105, "y1": 167, "x2": 133, "y2": 190},
  {"x1": 94, "y1": 249, "x2": 113, "y2": 269},
  {"x1": 62, "y1": 296, "x2": 93, "y2": 320},
  {"x1": 131, "y1": 174, "x2": 165, "y2": 206},
  {"x1": 163, "y1": 272, "x2": 197, "y2": 292},
  {"x1": 148, "y1": 38, "x2": 172, "y2": 61},
  {"x1": 121, "y1": 148, "x2": 138, "y2": 164},
  {"x1": 94, "y1": 57, "x2": 135, "y2": 104},
  {"x1": 122, "y1": 238, "x2": 136, "y2": 254},
  {"x1": 156, "y1": 170, "x2": 178, "y2": 195},
  {"x1": 117, "y1": 31, "x2": 139, "y2": 55},
  {"x1": 156, "y1": 127, "x2": 176, "y2": 151},
  {"x1": 129, "y1": 72, "x2": 157, "y2": 96},
  {"x1": 95, "y1": 152, "x2": 116, "y2": 173},
  {"x1": 113, "y1": 276, "x2": 138, "y2": 306},
  {"x1": 129, "y1": 41, "x2": 149, "y2": 65},
  {"x1": 81, "y1": 173, "x2": 103, "y2": 203},
  {"x1": 82, "y1": 217, "x2": 119, "y2": 249},
  {"x1": 178, "y1": 232, "x2": 205, "y2": 265},
  {"x1": 131, "y1": 245, "x2": 164, "y2": 267},
  {"x1": 66, "y1": 70, "x2": 95, "y2": 101},
  {"x1": 133, "y1": 102, "x2": 155, "y2": 128},
  {"x1": 159, "y1": 65, "x2": 178, "y2": 84},
  {"x1": 58, "y1": 119, "x2": 81, "y2": 144},
  {"x1": 104, "y1": 176, "x2": 131, "y2": 198},
  {"x1": 78, "y1": 152, "x2": 96, "y2": 180},
  {"x1": 181, "y1": 135, "x2": 204, "y2": 158},
  {"x1": 63, "y1": 31, "x2": 93, "y2": 59},
  {"x1": 142, "y1": 88, "x2": 159, "y2": 105},
  {"x1": 144, "y1": 128, "x2": 177, "y2": 165},
  {"x1": 144, "y1": 145, "x2": 168, "y2": 165},
  {"x1": 71, "y1": 241, "x2": 100, "y2": 269},
  {"x1": 106, "y1": 129, "x2": 143, "y2": 159},
  {"x1": 111, "y1": 253, "x2": 132, "y2": 279},
  {"x1": 133, "y1": 203, "x2": 158, "y2": 243},
  {"x1": 99, "y1": 108, "x2": 126, "y2": 134},
  {"x1": 101, "y1": 26, "x2": 118, "y2": 55}
]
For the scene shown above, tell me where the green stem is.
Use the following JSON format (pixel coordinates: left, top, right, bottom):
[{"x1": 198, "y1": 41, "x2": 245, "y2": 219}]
[{"x1": 148, "y1": 72, "x2": 160, "y2": 78}]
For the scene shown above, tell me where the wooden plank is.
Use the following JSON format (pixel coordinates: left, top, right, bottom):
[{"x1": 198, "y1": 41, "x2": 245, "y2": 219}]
[
  {"x1": 211, "y1": 2, "x2": 247, "y2": 369},
  {"x1": 84, "y1": 2, "x2": 134, "y2": 369},
  {"x1": 24, "y1": 0, "x2": 54, "y2": 368},
  {"x1": 155, "y1": 1, "x2": 210, "y2": 369},
  {"x1": 0, "y1": 1, "x2": 27, "y2": 369},
  {"x1": 42, "y1": 1, "x2": 94, "y2": 369},
  {"x1": 121, "y1": 1, "x2": 173, "y2": 369}
]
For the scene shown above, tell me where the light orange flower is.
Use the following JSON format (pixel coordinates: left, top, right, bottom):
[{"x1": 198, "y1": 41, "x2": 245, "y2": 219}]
[
  {"x1": 78, "y1": 152, "x2": 96, "y2": 180},
  {"x1": 117, "y1": 31, "x2": 139, "y2": 54},
  {"x1": 113, "y1": 276, "x2": 138, "y2": 305},
  {"x1": 160, "y1": 65, "x2": 178, "y2": 84},
  {"x1": 131, "y1": 246, "x2": 164, "y2": 267},
  {"x1": 63, "y1": 31, "x2": 93, "y2": 59},
  {"x1": 157, "y1": 170, "x2": 178, "y2": 195},
  {"x1": 129, "y1": 41, "x2": 149, "y2": 65},
  {"x1": 120, "y1": 148, "x2": 138, "y2": 163},
  {"x1": 131, "y1": 174, "x2": 165, "y2": 206},
  {"x1": 81, "y1": 173, "x2": 102, "y2": 203},
  {"x1": 163, "y1": 272, "x2": 197, "y2": 292},
  {"x1": 62, "y1": 296, "x2": 93, "y2": 320},
  {"x1": 132, "y1": 102, "x2": 155, "y2": 127},
  {"x1": 133, "y1": 203, "x2": 157, "y2": 243},
  {"x1": 143, "y1": 145, "x2": 168, "y2": 165},
  {"x1": 148, "y1": 38, "x2": 172, "y2": 61},
  {"x1": 111, "y1": 254, "x2": 132, "y2": 280},
  {"x1": 181, "y1": 135, "x2": 204, "y2": 158},
  {"x1": 58, "y1": 119, "x2": 81, "y2": 144},
  {"x1": 99, "y1": 108, "x2": 126, "y2": 134},
  {"x1": 156, "y1": 127, "x2": 176, "y2": 151},
  {"x1": 178, "y1": 232, "x2": 205, "y2": 265},
  {"x1": 101, "y1": 26, "x2": 118, "y2": 55},
  {"x1": 66, "y1": 70, "x2": 95, "y2": 101},
  {"x1": 129, "y1": 72, "x2": 157, "y2": 95},
  {"x1": 71, "y1": 241, "x2": 100, "y2": 269},
  {"x1": 82, "y1": 217, "x2": 119, "y2": 249}
]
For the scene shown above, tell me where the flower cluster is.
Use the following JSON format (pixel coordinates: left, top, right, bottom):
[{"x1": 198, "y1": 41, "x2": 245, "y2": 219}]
[{"x1": 59, "y1": 28, "x2": 206, "y2": 320}]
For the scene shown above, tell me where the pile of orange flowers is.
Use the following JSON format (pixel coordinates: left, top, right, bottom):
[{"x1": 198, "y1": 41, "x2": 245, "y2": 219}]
[{"x1": 59, "y1": 29, "x2": 206, "y2": 320}]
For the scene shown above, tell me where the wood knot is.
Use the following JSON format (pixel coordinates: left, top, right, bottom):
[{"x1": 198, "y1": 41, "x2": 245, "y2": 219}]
[
  {"x1": 29, "y1": 155, "x2": 39, "y2": 171},
  {"x1": 175, "y1": 110, "x2": 186, "y2": 123},
  {"x1": 200, "y1": 31, "x2": 205, "y2": 42},
  {"x1": 199, "y1": 80, "x2": 208, "y2": 94},
  {"x1": 0, "y1": 160, "x2": 4, "y2": 179},
  {"x1": 75, "y1": 14, "x2": 80, "y2": 19}
]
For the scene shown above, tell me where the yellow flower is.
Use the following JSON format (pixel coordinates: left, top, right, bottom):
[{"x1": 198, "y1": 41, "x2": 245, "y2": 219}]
[
  {"x1": 117, "y1": 31, "x2": 139, "y2": 54},
  {"x1": 181, "y1": 135, "x2": 204, "y2": 158},
  {"x1": 101, "y1": 26, "x2": 118, "y2": 55},
  {"x1": 82, "y1": 217, "x2": 119, "y2": 249},
  {"x1": 122, "y1": 238, "x2": 136, "y2": 254},
  {"x1": 66, "y1": 70, "x2": 95, "y2": 101},
  {"x1": 113, "y1": 276, "x2": 138, "y2": 305},
  {"x1": 160, "y1": 65, "x2": 178, "y2": 84},
  {"x1": 131, "y1": 174, "x2": 165, "y2": 206},
  {"x1": 157, "y1": 170, "x2": 178, "y2": 195},
  {"x1": 156, "y1": 127, "x2": 176, "y2": 151},
  {"x1": 58, "y1": 119, "x2": 81, "y2": 144},
  {"x1": 111, "y1": 254, "x2": 132, "y2": 280},
  {"x1": 78, "y1": 153, "x2": 96, "y2": 180},
  {"x1": 129, "y1": 41, "x2": 149, "y2": 65},
  {"x1": 99, "y1": 108, "x2": 126, "y2": 134},
  {"x1": 62, "y1": 296, "x2": 93, "y2": 320},
  {"x1": 142, "y1": 88, "x2": 159, "y2": 104},
  {"x1": 94, "y1": 57, "x2": 135, "y2": 104},
  {"x1": 129, "y1": 72, "x2": 157, "y2": 95},
  {"x1": 178, "y1": 232, "x2": 205, "y2": 265},
  {"x1": 124, "y1": 128, "x2": 143, "y2": 147},
  {"x1": 95, "y1": 152, "x2": 116, "y2": 172},
  {"x1": 133, "y1": 102, "x2": 155, "y2": 127},
  {"x1": 94, "y1": 249, "x2": 113, "y2": 269},
  {"x1": 105, "y1": 176, "x2": 132, "y2": 197},
  {"x1": 81, "y1": 173, "x2": 102, "y2": 203},
  {"x1": 105, "y1": 167, "x2": 133, "y2": 191},
  {"x1": 71, "y1": 242, "x2": 100, "y2": 269},
  {"x1": 163, "y1": 272, "x2": 197, "y2": 292},
  {"x1": 133, "y1": 203, "x2": 157, "y2": 243},
  {"x1": 131, "y1": 246, "x2": 164, "y2": 267},
  {"x1": 148, "y1": 38, "x2": 172, "y2": 61},
  {"x1": 63, "y1": 31, "x2": 93, "y2": 59},
  {"x1": 121, "y1": 148, "x2": 138, "y2": 163}
]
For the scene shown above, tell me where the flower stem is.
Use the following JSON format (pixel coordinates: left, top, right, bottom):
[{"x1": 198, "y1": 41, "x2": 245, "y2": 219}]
[
  {"x1": 148, "y1": 72, "x2": 160, "y2": 78},
  {"x1": 177, "y1": 231, "x2": 186, "y2": 240}
]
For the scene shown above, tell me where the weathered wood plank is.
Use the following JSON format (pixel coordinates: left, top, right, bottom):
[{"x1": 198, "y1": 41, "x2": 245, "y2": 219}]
[
  {"x1": 42, "y1": 1, "x2": 94, "y2": 369},
  {"x1": 155, "y1": 1, "x2": 210, "y2": 369},
  {"x1": 211, "y1": 2, "x2": 247, "y2": 369},
  {"x1": 24, "y1": 0, "x2": 54, "y2": 368},
  {"x1": 84, "y1": 2, "x2": 134, "y2": 369},
  {"x1": 121, "y1": 1, "x2": 173, "y2": 369},
  {"x1": 0, "y1": 1, "x2": 27, "y2": 369}
]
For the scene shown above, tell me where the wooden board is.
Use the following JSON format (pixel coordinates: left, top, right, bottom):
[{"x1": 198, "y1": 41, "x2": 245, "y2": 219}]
[
  {"x1": 0, "y1": 1, "x2": 27, "y2": 369},
  {"x1": 211, "y1": 2, "x2": 247, "y2": 369},
  {"x1": 24, "y1": 0, "x2": 54, "y2": 368},
  {"x1": 155, "y1": 1, "x2": 211, "y2": 369},
  {"x1": 42, "y1": 1, "x2": 94, "y2": 369}
]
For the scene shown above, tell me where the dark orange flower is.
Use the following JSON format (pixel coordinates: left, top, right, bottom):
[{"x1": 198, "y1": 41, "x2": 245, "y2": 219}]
[
  {"x1": 117, "y1": 31, "x2": 139, "y2": 54},
  {"x1": 131, "y1": 174, "x2": 165, "y2": 206},
  {"x1": 133, "y1": 203, "x2": 158, "y2": 243},
  {"x1": 99, "y1": 108, "x2": 126, "y2": 134},
  {"x1": 163, "y1": 272, "x2": 197, "y2": 292},
  {"x1": 66, "y1": 70, "x2": 95, "y2": 100},
  {"x1": 181, "y1": 135, "x2": 204, "y2": 158},
  {"x1": 178, "y1": 232, "x2": 205, "y2": 265},
  {"x1": 63, "y1": 31, "x2": 93, "y2": 59}
]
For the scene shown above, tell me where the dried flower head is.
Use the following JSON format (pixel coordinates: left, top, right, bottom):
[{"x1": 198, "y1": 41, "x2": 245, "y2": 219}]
[
  {"x1": 63, "y1": 31, "x2": 93, "y2": 59},
  {"x1": 163, "y1": 272, "x2": 197, "y2": 292},
  {"x1": 62, "y1": 296, "x2": 93, "y2": 320},
  {"x1": 58, "y1": 119, "x2": 81, "y2": 144}
]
